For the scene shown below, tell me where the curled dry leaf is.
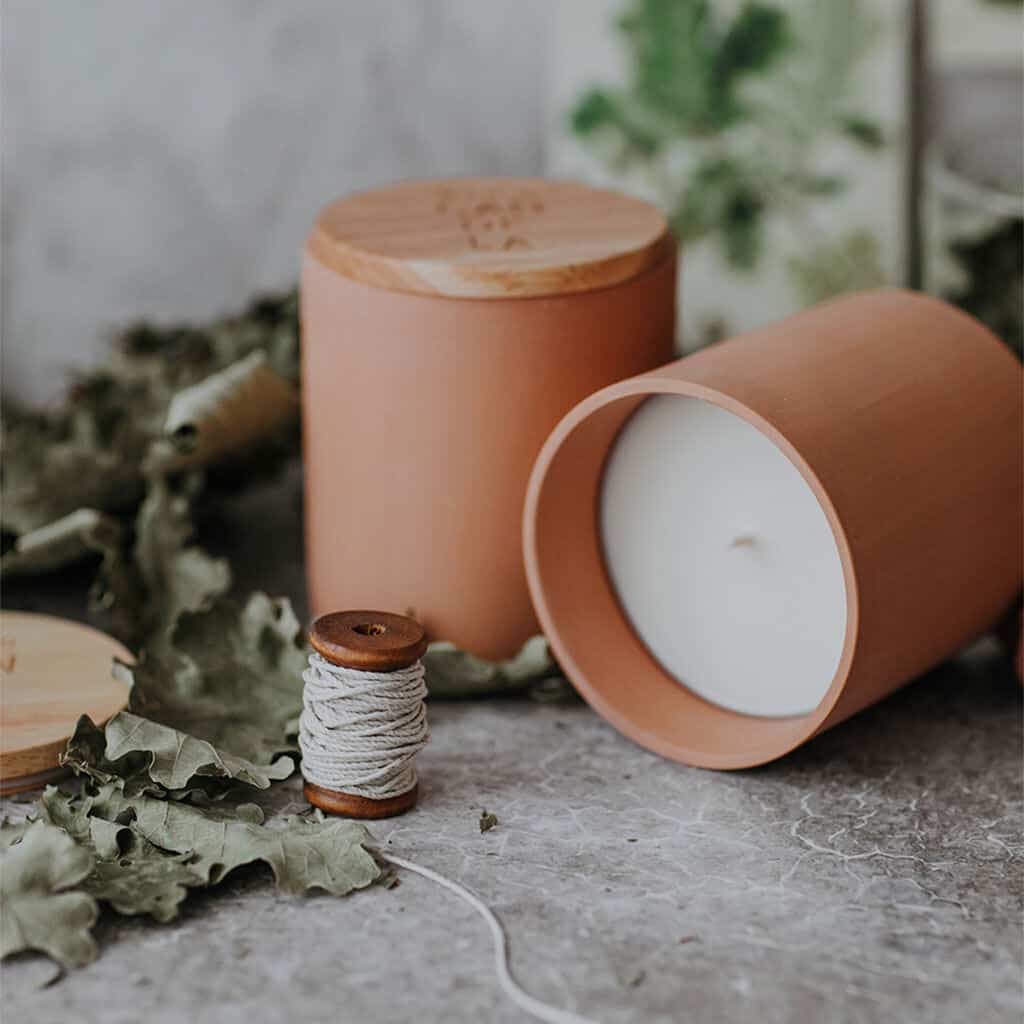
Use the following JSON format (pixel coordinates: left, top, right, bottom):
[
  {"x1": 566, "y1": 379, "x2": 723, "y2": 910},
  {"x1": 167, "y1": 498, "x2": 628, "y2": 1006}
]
[
  {"x1": 1, "y1": 508, "x2": 120, "y2": 576},
  {"x1": 424, "y1": 634, "x2": 556, "y2": 698},
  {"x1": 83, "y1": 785, "x2": 380, "y2": 897},
  {"x1": 103, "y1": 711, "x2": 293, "y2": 791},
  {"x1": 162, "y1": 351, "x2": 300, "y2": 469},
  {"x1": 63, "y1": 713, "x2": 292, "y2": 800},
  {"x1": 123, "y1": 592, "x2": 308, "y2": 773},
  {"x1": 61, "y1": 588, "x2": 306, "y2": 803},
  {"x1": 1, "y1": 291, "x2": 299, "y2": 548},
  {"x1": 0, "y1": 403, "x2": 144, "y2": 539},
  {"x1": 39, "y1": 787, "x2": 205, "y2": 924},
  {"x1": 0, "y1": 821, "x2": 99, "y2": 968},
  {"x1": 132, "y1": 473, "x2": 231, "y2": 649},
  {"x1": 0, "y1": 508, "x2": 142, "y2": 639}
]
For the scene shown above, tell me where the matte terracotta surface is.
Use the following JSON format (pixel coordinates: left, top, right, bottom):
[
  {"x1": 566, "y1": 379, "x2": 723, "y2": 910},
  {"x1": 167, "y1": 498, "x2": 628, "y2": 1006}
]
[
  {"x1": 302, "y1": 185, "x2": 676, "y2": 659},
  {"x1": 524, "y1": 289, "x2": 1023, "y2": 768}
]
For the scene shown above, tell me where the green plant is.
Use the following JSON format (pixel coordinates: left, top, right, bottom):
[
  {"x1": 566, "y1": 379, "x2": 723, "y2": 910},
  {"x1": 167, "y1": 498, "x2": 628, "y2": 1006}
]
[
  {"x1": 946, "y1": 218, "x2": 1024, "y2": 358},
  {"x1": 571, "y1": 0, "x2": 886, "y2": 280}
]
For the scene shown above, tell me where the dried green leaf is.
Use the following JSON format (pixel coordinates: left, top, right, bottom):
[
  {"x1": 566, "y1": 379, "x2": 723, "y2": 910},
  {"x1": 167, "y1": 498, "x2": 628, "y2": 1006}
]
[
  {"x1": 88, "y1": 788, "x2": 379, "y2": 896},
  {"x1": 63, "y1": 712, "x2": 292, "y2": 799},
  {"x1": 1, "y1": 507, "x2": 119, "y2": 575},
  {"x1": 1, "y1": 291, "x2": 299, "y2": 545},
  {"x1": 161, "y1": 351, "x2": 299, "y2": 469},
  {"x1": 479, "y1": 810, "x2": 499, "y2": 833},
  {"x1": 39, "y1": 787, "x2": 206, "y2": 923},
  {"x1": 86, "y1": 844, "x2": 201, "y2": 923},
  {"x1": 36, "y1": 784, "x2": 101, "y2": 845},
  {"x1": 424, "y1": 634, "x2": 555, "y2": 698},
  {"x1": 104, "y1": 711, "x2": 292, "y2": 791},
  {"x1": 128, "y1": 593, "x2": 307, "y2": 767},
  {"x1": 0, "y1": 403, "x2": 144, "y2": 537},
  {"x1": 62, "y1": 592, "x2": 306, "y2": 802},
  {"x1": 0, "y1": 507, "x2": 142, "y2": 640},
  {"x1": 0, "y1": 819, "x2": 33, "y2": 850},
  {"x1": 133, "y1": 474, "x2": 231, "y2": 647},
  {"x1": 0, "y1": 821, "x2": 98, "y2": 968},
  {"x1": 62, "y1": 715, "x2": 139, "y2": 792}
]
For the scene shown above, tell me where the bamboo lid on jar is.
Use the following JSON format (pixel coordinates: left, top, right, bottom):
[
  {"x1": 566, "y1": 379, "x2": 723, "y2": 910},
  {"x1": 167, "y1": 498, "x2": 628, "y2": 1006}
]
[{"x1": 307, "y1": 177, "x2": 672, "y2": 299}]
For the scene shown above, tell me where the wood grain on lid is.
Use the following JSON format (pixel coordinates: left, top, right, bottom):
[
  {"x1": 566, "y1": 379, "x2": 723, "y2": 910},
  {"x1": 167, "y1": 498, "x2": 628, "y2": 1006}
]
[
  {"x1": 0, "y1": 611, "x2": 133, "y2": 791},
  {"x1": 307, "y1": 177, "x2": 672, "y2": 299}
]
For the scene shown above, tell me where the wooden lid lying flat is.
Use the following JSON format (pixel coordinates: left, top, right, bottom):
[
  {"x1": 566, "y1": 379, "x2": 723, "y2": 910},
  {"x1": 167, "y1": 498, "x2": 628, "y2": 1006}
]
[
  {"x1": 307, "y1": 177, "x2": 672, "y2": 299},
  {"x1": 0, "y1": 611, "x2": 132, "y2": 794}
]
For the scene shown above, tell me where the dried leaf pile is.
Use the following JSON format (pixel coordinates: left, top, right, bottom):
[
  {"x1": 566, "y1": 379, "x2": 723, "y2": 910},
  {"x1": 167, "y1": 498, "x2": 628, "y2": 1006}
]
[{"x1": 0, "y1": 292, "x2": 559, "y2": 972}]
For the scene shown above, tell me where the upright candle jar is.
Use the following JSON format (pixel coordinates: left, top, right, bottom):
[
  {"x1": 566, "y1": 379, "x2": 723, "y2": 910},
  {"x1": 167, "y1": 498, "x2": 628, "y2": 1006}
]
[{"x1": 302, "y1": 178, "x2": 676, "y2": 659}]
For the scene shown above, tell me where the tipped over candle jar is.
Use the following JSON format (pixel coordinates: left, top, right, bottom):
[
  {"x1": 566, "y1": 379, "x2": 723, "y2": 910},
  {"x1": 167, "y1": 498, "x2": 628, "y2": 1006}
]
[
  {"x1": 524, "y1": 289, "x2": 1023, "y2": 767},
  {"x1": 301, "y1": 178, "x2": 676, "y2": 659}
]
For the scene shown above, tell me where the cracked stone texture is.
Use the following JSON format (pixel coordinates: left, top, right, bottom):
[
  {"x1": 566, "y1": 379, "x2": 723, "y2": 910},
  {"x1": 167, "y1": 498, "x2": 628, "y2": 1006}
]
[{"x1": 3, "y1": 474, "x2": 1022, "y2": 1023}]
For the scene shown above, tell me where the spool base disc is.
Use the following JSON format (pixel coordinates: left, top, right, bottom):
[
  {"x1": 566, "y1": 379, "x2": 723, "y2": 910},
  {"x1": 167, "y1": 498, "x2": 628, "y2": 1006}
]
[{"x1": 304, "y1": 780, "x2": 419, "y2": 819}]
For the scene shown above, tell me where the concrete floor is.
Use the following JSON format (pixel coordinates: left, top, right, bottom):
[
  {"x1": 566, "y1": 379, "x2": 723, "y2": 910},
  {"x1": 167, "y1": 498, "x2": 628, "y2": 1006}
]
[
  {"x1": 4, "y1": 475, "x2": 1022, "y2": 1022},
  {"x1": 4, "y1": 646, "x2": 1022, "y2": 1023}
]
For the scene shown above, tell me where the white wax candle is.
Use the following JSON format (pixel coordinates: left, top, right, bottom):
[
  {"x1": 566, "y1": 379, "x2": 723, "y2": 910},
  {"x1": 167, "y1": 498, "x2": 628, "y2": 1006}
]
[{"x1": 600, "y1": 395, "x2": 847, "y2": 718}]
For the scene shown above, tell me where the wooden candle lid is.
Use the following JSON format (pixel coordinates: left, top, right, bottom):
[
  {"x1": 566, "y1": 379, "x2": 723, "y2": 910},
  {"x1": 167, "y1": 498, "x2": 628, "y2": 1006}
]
[
  {"x1": 304, "y1": 610, "x2": 428, "y2": 819},
  {"x1": 307, "y1": 177, "x2": 672, "y2": 299},
  {"x1": 0, "y1": 611, "x2": 132, "y2": 796}
]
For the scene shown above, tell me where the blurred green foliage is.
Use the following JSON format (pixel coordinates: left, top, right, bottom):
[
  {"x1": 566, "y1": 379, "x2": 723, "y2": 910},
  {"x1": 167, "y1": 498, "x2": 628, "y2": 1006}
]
[
  {"x1": 947, "y1": 218, "x2": 1024, "y2": 358},
  {"x1": 571, "y1": 0, "x2": 886, "y2": 285}
]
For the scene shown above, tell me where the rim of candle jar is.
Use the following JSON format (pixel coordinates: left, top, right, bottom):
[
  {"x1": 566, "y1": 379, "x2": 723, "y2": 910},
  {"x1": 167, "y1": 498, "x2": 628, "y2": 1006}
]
[{"x1": 523, "y1": 374, "x2": 860, "y2": 770}]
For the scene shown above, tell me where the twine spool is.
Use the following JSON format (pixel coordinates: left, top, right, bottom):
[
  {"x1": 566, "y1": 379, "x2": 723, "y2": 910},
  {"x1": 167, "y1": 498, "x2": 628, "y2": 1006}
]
[
  {"x1": 299, "y1": 610, "x2": 429, "y2": 819},
  {"x1": 299, "y1": 611, "x2": 597, "y2": 1022}
]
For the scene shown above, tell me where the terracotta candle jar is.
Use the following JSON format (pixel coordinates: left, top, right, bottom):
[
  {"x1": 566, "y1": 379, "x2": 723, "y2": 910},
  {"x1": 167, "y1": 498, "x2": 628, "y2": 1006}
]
[
  {"x1": 302, "y1": 178, "x2": 676, "y2": 659},
  {"x1": 524, "y1": 289, "x2": 1023, "y2": 768}
]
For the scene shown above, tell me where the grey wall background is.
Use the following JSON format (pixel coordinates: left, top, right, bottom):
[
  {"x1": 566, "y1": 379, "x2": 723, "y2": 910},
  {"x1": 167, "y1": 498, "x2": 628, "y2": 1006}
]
[{"x1": 1, "y1": 0, "x2": 546, "y2": 403}]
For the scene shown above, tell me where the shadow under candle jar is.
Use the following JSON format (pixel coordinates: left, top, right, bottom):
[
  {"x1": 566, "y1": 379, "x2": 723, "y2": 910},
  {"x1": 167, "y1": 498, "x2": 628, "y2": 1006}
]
[
  {"x1": 524, "y1": 289, "x2": 1023, "y2": 768},
  {"x1": 301, "y1": 178, "x2": 676, "y2": 660}
]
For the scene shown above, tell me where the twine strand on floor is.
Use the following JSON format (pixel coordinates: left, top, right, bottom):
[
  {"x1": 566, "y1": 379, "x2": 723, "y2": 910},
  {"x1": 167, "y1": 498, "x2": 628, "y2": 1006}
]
[{"x1": 379, "y1": 852, "x2": 598, "y2": 1024}]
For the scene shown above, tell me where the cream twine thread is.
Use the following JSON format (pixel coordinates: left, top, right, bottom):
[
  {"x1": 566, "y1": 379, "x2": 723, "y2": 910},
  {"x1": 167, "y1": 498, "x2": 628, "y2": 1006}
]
[
  {"x1": 300, "y1": 654, "x2": 598, "y2": 1023},
  {"x1": 378, "y1": 852, "x2": 597, "y2": 1024},
  {"x1": 299, "y1": 652, "x2": 429, "y2": 798}
]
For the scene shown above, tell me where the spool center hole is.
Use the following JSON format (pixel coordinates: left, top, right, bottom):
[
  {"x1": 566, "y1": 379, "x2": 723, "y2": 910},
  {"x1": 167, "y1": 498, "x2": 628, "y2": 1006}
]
[{"x1": 354, "y1": 623, "x2": 387, "y2": 637}]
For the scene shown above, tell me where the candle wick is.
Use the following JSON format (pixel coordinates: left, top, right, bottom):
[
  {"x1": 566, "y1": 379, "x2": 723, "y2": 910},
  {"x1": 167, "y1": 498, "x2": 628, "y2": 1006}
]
[{"x1": 729, "y1": 534, "x2": 756, "y2": 549}]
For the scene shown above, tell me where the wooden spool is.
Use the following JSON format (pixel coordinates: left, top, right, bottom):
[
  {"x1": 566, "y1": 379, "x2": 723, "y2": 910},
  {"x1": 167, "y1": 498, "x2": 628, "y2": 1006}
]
[
  {"x1": 0, "y1": 611, "x2": 132, "y2": 796},
  {"x1": 303, "y1": 610, "x2": 428, "y2": 819}
]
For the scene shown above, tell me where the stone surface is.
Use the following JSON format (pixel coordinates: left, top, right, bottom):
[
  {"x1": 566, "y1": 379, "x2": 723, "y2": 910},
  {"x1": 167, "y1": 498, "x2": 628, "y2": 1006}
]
[
  {"x1": 2, "y1": 474, "x2": 1022, "y2": 1022},
  {"x1": 4, "y1": 651, "x2": 1021, "y2": 1022}
]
